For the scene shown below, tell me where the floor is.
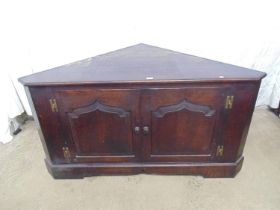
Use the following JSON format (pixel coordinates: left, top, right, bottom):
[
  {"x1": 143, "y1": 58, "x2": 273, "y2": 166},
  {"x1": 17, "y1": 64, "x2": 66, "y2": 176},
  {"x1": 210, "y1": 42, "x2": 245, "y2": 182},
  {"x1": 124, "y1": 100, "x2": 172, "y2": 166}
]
[{"x1": 0, "y1": 108, "x2": 280, "y2": 210}]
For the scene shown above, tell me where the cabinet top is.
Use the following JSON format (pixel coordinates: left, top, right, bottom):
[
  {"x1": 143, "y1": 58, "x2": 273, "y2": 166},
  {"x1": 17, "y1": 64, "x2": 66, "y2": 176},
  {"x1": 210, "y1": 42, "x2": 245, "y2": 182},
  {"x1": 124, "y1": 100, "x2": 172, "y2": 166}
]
[{"x1": 19, "y1": 43, "x2": 266, "y2": 86}]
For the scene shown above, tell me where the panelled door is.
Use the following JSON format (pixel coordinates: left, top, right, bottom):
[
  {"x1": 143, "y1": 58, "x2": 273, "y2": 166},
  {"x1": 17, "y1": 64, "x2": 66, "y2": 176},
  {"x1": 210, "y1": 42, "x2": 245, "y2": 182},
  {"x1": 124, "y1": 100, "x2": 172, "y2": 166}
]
[
  {"x1": 55, "y1": 87, "x2": 141, "y2": 163},
  {"x1": 54, "y1": 86, "x2": 226, "y2": 163},
  {"x1": 141, "y1": 87, "x2": 225, "y2": 162}
]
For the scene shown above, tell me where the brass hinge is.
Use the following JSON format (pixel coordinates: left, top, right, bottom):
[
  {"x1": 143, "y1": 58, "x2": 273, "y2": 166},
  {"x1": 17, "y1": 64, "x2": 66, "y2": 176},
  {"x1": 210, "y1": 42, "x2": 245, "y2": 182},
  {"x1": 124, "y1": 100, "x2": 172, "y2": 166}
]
[
  {"x1": 225, "y1": 95, "x2": 234, "y2": 109},
  {"x1": 216, "y1": 145, "x2": 224, "y2": 156},
  {"x1": 62, "y1": 146, "x2": 71, "y2": 160},
  {"x1": 49, "y1": 99, "x2": 58, "y2": 112}
]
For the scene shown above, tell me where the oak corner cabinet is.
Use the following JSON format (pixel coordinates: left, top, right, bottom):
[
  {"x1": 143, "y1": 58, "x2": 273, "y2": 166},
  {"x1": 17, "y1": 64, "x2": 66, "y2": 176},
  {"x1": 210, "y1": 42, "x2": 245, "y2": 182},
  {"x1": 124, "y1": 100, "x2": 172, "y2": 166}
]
[{"x1": 19, "y1": 44, "x2": 266, "y2": 179}]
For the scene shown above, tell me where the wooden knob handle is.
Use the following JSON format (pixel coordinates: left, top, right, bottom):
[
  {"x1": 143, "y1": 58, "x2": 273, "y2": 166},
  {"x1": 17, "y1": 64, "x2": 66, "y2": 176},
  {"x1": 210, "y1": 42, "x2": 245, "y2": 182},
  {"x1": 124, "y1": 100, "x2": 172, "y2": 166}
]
[
  {"x1": 143, "y1": 126, "x2": 149, "y2": 135},
  {"x1": 134, "y1": 126, "x2": 140, "y2": 135}
]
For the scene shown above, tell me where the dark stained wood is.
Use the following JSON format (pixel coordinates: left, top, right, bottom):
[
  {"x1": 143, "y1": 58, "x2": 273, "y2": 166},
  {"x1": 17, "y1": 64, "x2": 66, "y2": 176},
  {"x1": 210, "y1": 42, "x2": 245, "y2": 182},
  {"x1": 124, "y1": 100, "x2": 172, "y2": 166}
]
[
  {"x1": 142, "y1": 87, "x2": 223, "y2": 162},
  {"x1": 152, "y1": 99, "x2": 216, "y2": 118},
  {"x1": 45, "y1": 156, "x2": 244, "y2": 179},
  {"x1": 55, "y1": 87, "x2": 141, "y2": 163},
  {"x1": 24, "y1": 87, "x2": 52, "y2": 162},
  {"x1": 19, "y1": 44, "x2": 266, "y2": 178},
  {"x1": 19, "y1": 44, "x2": 266, "y2": 86},
  {"x1": 68, "y1": 101, "x2": 133, "y2": 156}
]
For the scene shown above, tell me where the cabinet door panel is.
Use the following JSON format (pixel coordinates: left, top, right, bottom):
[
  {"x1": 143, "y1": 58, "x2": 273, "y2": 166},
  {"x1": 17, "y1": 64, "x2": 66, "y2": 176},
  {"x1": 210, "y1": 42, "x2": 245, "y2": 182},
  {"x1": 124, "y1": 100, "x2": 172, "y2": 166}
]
[
  {"x1": 143, "y1": 87, "x2": 224, "y2": 162},
  {"x1": 55, "y1": 88, "x2": 140, "y2": 163},
  {"x1": 68, "y1": 101, "x2": 133, "y2": 156},
  {"x1": 152, "y1": 100, "x2": 216, "y2": 155}
]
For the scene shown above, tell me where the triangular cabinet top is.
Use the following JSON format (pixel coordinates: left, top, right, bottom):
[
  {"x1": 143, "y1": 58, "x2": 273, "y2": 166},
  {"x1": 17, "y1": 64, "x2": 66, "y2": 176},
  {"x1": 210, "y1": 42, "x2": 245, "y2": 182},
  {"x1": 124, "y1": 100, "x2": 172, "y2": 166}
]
[{"x1": 19, "y1": 43, "x2": 266, "y2": 86}]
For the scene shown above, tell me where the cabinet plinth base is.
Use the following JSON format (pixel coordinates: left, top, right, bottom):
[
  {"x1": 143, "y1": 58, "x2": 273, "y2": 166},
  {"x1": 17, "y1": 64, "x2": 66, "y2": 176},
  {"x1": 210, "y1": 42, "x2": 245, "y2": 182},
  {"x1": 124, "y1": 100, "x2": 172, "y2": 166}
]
[{"x1": 45, "y1": 156, "x2": 244, "y2": 179}]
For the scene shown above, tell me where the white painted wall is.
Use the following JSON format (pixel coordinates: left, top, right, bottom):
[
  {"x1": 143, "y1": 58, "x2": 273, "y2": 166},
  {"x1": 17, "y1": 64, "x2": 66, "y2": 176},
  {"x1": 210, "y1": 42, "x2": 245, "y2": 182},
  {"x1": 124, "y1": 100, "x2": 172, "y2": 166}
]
[{"x1": 1, "y1": 0, "x2": 279, "y2": 141}]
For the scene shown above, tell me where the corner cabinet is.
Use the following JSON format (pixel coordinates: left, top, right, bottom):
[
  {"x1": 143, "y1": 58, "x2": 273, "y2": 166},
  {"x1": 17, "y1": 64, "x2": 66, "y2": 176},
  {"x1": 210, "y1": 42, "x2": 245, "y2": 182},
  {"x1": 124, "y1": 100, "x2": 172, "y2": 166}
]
[{"x1": 19, "y1": 44, "x2": 266, "y2": 178}]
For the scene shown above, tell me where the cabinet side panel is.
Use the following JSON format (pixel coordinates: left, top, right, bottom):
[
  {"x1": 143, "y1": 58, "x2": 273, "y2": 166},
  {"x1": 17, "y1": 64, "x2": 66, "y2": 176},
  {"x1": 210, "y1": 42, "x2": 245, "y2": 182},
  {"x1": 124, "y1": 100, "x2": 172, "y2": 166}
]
[
  {"x1": 28, "y1": 87, "x2": 66, "y2": 163},
  {"x1": 222, "y1": 82, "x2": 261, "y2": 161},
  {"x1": 235, "y1": 82, "x2": 261, "y2": 158},
  {"x1": 24, "y1": 86, "x2": 51, "y2": 161}
]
